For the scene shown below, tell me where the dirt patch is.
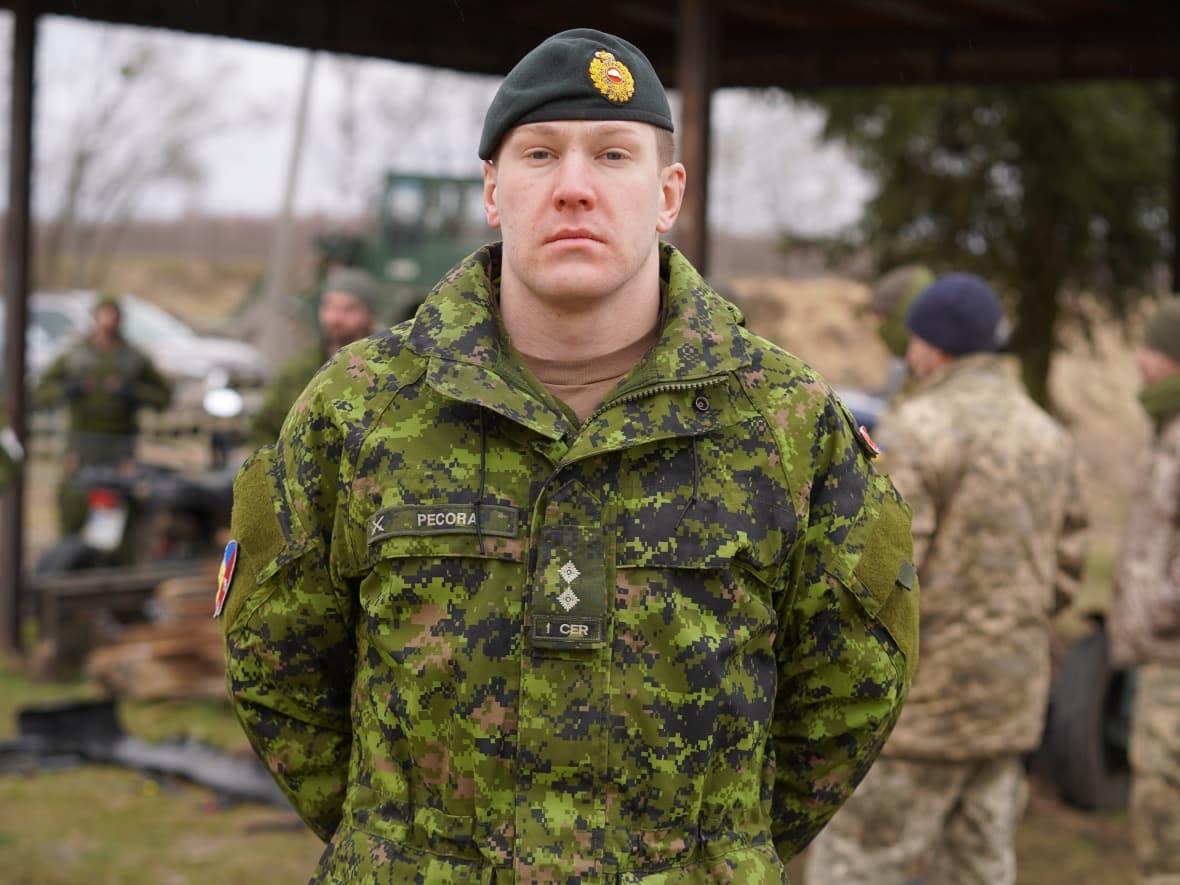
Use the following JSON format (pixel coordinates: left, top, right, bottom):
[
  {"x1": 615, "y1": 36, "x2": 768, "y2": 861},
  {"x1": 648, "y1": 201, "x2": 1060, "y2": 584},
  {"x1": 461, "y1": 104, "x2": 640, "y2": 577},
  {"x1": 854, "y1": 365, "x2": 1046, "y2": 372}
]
[{"x1": 729, "y1": 275, "x2": 1148, "y2": 563}]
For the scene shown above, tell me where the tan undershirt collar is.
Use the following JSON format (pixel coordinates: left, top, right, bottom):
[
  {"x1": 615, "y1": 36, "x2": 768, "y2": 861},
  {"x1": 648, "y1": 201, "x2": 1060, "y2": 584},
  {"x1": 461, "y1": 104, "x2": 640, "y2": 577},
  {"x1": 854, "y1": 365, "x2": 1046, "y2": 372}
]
[{"x1": 516, "y1": 324, "x2": 661, "y2": 423}]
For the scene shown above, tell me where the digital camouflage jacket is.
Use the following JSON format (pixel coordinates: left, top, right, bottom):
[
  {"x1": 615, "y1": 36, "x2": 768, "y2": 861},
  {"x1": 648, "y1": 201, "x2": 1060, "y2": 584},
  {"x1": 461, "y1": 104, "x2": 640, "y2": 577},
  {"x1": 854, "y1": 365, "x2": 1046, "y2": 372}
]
[
  {"x1": 873, "y1": 354, "x2": 1087, "y2": 761},
  {"x1": 248, "y1": 342, "x2": 330, "y2": 448},
  {"x1": 1109, "y1": 410, "x2": 1180, "y2": 668},
  {"x1": 223, "y1": 243, "x2": 917, "y2": 883}
]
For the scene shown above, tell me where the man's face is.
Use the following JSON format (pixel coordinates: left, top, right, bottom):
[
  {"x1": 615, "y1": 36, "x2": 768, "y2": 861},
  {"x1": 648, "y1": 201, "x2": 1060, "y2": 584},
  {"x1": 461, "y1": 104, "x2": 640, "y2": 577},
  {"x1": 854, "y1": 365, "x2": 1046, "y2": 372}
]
[
  {"x1": 93, "y1": 304, "x2": 121, "y2": 336},
  {"x1": 905, "y1": 334, "x2": 952, "y2": 382},
  {"x1": 1135, "y1": 346, "x2": 1180, "y2": 386},
  {"x1": 482, "y1": 120, "x2": 685, "y2": 311},
  {"x1": 318, "y1": 290, "x2": 374, "y2": 351}
]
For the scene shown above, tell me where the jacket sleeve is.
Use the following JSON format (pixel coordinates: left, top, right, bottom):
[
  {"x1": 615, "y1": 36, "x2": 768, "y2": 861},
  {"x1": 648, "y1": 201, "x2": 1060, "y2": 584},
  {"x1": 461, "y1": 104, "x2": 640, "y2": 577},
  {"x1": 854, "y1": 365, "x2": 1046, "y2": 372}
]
[
  {"x1": 1153, "y1": 430, "x2": 1180, "y2": 637},
  {"x1": 132, "y1": 350, "x2": 172, "y2": 412},
  {"x1": 770, "y1": 401, "x2": 917, "y2": 860},
  {"x1": 1053, "y1": 448, "x2": 1089, "y2": 614},
  {"x1": 34, "y1": 351, "x2": 72, "y2": 409},
  {"x1": 222, "y1": 381, "x2": 357, "y2": 842}
]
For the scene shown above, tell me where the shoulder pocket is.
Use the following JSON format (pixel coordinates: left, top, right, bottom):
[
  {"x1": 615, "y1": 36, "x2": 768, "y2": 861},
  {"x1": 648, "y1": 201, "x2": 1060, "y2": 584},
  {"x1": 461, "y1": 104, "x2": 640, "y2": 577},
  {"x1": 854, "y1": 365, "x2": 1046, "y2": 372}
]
[
  {"x1": 852, "y1": 482, "x2": 919, "y2": 680},
  {"x1": 220, "y1": 448, "x2": 288, "y2": 632}
]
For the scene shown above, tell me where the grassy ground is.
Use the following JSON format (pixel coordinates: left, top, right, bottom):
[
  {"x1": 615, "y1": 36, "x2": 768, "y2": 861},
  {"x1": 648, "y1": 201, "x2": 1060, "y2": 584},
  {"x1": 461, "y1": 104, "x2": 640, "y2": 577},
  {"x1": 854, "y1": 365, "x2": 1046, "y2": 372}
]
[
  {"x1": 0, "y1": 654, "x2": 325, "y2": 885},
  {"x1": 0, "y1": 652, "x2": 1137, "y2": 884}
]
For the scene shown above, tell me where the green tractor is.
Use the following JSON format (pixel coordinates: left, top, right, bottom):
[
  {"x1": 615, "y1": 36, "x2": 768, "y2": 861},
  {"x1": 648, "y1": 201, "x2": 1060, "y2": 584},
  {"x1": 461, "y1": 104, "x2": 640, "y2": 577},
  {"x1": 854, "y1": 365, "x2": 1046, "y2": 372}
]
[{"x1": 315, "y1": 172, "x2": 491, "y2": 324}]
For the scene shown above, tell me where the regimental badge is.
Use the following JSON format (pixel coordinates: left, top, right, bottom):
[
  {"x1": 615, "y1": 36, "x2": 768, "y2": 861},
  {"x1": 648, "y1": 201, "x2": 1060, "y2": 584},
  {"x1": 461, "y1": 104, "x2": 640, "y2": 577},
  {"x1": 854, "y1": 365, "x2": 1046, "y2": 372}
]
[
  {"x1": 588, "y1": 50, "x2": 635, "y2": 103},
  {"x1": 213, "y1": 539, "x2": 239, "y2": 618}
]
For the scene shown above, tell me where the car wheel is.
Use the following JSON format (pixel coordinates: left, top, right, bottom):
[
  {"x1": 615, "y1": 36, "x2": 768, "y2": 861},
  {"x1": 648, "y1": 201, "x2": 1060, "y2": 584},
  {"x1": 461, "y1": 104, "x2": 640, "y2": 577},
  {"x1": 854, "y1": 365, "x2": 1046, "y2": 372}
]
[
  {"x1": 1048, "y1": 626, "x2": 1133, "y2": 811},
  {"x1": 33, "y1": 536, "x2": 102, "y2": 574}
]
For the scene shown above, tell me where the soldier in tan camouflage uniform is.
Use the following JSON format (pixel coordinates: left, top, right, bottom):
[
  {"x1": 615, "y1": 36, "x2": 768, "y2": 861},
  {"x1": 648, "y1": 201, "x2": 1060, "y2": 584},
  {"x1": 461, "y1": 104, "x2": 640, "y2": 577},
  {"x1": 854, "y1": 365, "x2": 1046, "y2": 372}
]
[
  {"x1": 807, "y1": 273, "x2": 1088, "y2": 885},
  {"x1": 220, "y1": 28, "x2": 920, "y2": 884},
  {"x1": 1108, "y1": 298, "x2": 1180, "y2": 885}
]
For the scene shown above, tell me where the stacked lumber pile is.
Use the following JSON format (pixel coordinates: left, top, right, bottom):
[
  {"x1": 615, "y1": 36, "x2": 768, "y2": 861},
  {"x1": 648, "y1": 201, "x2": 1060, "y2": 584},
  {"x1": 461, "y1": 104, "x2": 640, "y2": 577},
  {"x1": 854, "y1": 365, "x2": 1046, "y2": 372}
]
[{"x1": 86, "y1": 568, "x2": 226, "y2": 700}]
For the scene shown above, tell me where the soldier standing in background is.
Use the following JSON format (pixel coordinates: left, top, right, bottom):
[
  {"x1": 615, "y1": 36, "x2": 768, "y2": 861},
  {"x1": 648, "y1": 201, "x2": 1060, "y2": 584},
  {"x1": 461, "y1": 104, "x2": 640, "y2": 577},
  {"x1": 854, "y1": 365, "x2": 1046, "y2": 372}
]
[
  {"x1": 248, "y1": 266, "x2": 383, "y2": 446},
  {"x1": 1107, "y1": 298, "x2": 1180, "y2": 885},
  {"x1": 219, "y1": 28, "x2": 918, "y2": 882},
  {"x1": 807, "y1": 273, "x2": 1088, "y2": 885},
  {"x1": 868, "y1": 263, "x2": 934, "y2": 401},
  {"x1": 35, "y1": 294, "x2": 171, "y2": 532}
]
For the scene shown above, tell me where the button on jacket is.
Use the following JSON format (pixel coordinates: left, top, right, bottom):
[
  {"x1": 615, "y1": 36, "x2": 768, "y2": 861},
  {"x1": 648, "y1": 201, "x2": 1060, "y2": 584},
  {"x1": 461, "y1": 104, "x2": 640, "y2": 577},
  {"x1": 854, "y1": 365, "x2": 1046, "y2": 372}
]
[{"x1": 224, "y1": 243, "x2": 917, "y2": 883}]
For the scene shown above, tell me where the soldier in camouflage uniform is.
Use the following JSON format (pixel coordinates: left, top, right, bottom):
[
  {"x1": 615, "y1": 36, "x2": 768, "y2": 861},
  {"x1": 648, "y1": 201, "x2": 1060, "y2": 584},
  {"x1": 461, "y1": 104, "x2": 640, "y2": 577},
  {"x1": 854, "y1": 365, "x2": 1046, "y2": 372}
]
[
  {"x1": 221, "y1": 28, "x2": 919, "y2": 883},
  {"x1": 1108, "y1": 298, "x2": 1180, "y2": 885},
  {"x1": 806, "y1": 273, "x2": 1088, "y2": 885},
  {"x1": 249, "y1": 267, "x2": 384, "y2": 447},
  {"x1": 868, "y1": 264, "x2": 934, "y2": 402},
  {"x1": 36, "y1": 294, "x2": 171, "y2": 532}
]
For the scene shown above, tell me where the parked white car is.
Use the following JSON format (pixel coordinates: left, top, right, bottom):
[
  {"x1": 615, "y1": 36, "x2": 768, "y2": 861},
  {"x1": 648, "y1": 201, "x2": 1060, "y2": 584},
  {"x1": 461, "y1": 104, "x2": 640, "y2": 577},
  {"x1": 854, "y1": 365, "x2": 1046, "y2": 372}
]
[{"x1": 4, "y1": 290, "x2": 273, "y2": 409}]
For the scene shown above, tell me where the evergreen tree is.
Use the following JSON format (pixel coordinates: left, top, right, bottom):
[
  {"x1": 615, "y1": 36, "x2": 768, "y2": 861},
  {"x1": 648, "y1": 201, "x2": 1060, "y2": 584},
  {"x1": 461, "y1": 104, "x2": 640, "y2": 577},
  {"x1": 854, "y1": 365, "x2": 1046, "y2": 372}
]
[{"x1": 805, "y1": 82, "x2": 1173, "y2": 405}]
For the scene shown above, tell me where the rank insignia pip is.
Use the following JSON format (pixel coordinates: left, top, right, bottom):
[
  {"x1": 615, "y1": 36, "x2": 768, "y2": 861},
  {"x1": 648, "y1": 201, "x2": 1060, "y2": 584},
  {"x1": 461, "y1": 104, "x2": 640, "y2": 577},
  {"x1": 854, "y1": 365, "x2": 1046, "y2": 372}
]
[
  {"x1": 213, "y1": 539, "x2": 239, "y2": 618},
  {"x1": 589, "y1": 50, "x2": 635, "y2": 103}
]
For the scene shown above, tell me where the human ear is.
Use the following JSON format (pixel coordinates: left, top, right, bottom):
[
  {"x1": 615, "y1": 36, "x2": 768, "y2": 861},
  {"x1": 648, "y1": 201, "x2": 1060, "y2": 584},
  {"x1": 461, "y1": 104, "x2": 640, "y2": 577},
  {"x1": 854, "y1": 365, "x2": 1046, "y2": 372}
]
[
  {"x1": 482, "y1": 160, "x2": 501, "y2": 229},
  {"x1": 655, "y1": 162, "x2": 686, "y2": 234}
]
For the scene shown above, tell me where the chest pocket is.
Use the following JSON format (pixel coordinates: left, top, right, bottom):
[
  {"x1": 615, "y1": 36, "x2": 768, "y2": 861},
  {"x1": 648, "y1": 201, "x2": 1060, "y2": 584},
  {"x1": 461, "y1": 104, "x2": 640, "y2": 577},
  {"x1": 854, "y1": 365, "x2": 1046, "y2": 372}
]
[
  {"x1": 360, "y1": 504, "x2": 528, "y2": 671},
  {"x1": 613, "y1": 435, "x2": 794, "y2": 577}
]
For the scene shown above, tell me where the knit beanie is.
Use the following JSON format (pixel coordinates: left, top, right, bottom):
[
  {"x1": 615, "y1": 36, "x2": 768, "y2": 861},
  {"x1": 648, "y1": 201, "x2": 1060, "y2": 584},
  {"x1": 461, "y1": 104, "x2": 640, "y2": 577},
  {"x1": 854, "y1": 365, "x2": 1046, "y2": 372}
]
[
  {"x1": 479, "y1": 28, "x2": 674, "y2": 161},
  {"x1": 905, "y1": 273, "x2": 1006, "y2": 356},
  {"x1": 1142, "y1": 297, "x2": 1180, "y2": 364}
]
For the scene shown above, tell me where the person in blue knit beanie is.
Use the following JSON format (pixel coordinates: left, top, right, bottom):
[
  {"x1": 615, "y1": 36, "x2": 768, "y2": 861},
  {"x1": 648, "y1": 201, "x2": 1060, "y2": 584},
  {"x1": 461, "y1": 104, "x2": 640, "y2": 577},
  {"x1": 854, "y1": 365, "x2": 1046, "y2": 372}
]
[
  {"x1": 906, "y1": 272, "x2": 1006, "y2": 354},
  {"x1": 808, "y1": 269, "x2": 1089, "y2": 885}
]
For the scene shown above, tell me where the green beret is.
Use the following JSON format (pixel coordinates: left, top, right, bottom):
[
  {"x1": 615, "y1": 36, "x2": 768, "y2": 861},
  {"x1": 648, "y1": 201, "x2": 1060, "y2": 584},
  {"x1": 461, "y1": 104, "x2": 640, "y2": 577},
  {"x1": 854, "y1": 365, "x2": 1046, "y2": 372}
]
[
  {"x1": 479, "y1": 28, "x2": 673, "y2": 161},
  {"x1": 1143, "y1": 296, "x2": 1180, "y2": 364},
  {"x1": 322, "y1": 267, "x2": 383, "y2": 316}
]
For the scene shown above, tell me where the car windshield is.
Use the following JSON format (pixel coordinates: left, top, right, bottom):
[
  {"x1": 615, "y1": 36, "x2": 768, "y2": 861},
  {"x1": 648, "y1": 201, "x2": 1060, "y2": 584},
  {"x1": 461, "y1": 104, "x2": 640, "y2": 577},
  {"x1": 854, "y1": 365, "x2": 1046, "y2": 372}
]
[{"x1": 118, "y1": 298, "x2": 197, "y2": 344}]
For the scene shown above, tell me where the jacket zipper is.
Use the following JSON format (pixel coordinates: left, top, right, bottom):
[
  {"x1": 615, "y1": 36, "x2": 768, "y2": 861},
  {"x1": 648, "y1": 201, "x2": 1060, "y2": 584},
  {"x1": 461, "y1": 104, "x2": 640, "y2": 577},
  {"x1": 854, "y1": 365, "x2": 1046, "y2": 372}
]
[{"x1": 584, "y1": 374, "x2": 729, "y2": 426}]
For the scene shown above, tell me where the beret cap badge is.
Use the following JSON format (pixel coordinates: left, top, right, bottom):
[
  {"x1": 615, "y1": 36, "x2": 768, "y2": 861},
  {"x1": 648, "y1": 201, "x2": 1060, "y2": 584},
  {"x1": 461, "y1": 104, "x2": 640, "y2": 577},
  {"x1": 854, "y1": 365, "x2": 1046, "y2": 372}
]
[{"x1": 589, "y1": 50, "x2": 635, "y2": 103}]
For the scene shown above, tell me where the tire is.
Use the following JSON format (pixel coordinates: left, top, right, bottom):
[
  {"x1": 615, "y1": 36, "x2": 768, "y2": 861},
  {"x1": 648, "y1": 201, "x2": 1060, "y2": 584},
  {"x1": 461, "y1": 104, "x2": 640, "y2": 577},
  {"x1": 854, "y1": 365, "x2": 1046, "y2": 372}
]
[
  {"x1": 1048, "y1": 626, "x2": 1133, "y2": 811},
  {"x1": 33, "y1": 536, "x2": 102, "y2": 574}
]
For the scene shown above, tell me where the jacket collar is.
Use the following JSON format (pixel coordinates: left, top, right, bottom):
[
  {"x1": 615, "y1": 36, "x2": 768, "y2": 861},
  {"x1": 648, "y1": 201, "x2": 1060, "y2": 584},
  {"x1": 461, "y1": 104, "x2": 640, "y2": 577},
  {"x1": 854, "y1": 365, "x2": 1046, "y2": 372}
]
[
  {"x1": 918, "y1": 351, "x2": 1019, "y2": 393},
  {"x1": 407, "y1": 242, "x2": 751, "y2": 439}
]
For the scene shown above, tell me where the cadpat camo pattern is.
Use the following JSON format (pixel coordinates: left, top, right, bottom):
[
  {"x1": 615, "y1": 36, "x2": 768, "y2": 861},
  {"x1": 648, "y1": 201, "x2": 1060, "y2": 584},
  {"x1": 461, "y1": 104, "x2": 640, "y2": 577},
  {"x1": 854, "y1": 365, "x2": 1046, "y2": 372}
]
[{"x1": 224, "y1": 243, "x2": 917, "y2": 883}]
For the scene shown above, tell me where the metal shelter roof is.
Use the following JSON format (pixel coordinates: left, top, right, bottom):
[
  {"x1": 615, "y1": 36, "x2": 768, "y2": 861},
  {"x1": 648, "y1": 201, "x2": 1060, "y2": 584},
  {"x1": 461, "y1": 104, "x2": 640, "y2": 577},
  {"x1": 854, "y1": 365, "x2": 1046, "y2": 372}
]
[{"x1": 18, "y1": 0, "x2": 1180, "y2": 87}]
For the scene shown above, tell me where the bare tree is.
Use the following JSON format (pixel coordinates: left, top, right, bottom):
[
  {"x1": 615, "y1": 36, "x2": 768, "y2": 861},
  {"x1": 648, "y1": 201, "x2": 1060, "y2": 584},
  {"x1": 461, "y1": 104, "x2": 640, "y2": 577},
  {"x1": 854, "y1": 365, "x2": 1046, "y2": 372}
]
[{"x1": 36, "y1": 26, "x2": 237, "y2": 287}]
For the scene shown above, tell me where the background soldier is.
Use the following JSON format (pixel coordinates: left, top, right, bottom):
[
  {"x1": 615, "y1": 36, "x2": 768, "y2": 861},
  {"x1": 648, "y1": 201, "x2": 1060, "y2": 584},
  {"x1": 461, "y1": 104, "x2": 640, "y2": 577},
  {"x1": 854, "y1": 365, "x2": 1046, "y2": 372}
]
[
  {"x1": 867, "y1": 263, "x2": 934, "y2": 401},
  {"x1": 221, "y1": 28, "x2": 918, "y2": 882},
  {"x1": 1107, "y1": 297, "x2": 1180, "y2": 885},
  {"x1": 35, "y1": 294, "x2": 171, "y2": 532},
  {"x1": 248, "y1": 266, "x2": 383, "y2": 446},
  {"x1": 807, "y1": 272, "x2": 1088, "y2": 885}
]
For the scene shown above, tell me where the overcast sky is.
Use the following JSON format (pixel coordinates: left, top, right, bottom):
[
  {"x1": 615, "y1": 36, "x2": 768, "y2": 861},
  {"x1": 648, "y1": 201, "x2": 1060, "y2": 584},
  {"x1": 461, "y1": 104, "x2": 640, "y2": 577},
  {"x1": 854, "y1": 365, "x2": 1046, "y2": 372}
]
[{"x1": 4, "y1": 14, "x2": 872, "y2": 237}]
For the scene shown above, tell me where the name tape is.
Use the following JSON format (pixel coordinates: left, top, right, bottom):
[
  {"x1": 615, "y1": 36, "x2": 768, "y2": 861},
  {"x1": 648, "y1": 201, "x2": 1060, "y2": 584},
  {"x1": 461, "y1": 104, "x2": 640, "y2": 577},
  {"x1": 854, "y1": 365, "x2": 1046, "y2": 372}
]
[{"x1": 369, "y1": 504, "x2": 521, "y2": 543}]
